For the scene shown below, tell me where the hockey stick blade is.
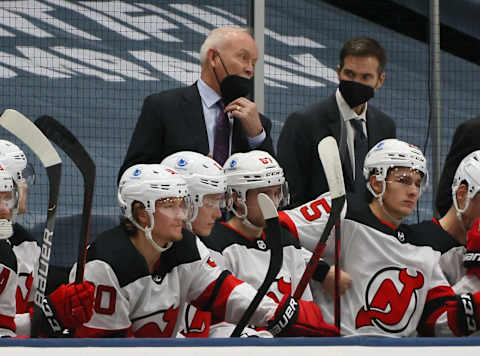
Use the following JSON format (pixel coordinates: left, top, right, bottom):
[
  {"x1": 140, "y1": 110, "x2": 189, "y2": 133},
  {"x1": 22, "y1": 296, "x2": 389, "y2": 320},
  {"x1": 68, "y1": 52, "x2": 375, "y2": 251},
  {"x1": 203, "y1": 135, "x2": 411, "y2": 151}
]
[
  {"x1": 231, "y1": 193, "x2": 283, "y2": 337},
  {"x1": 35, "y1": 115, "x2": 96, "y2": 283},
  {"x1": 0, "y1": 109, "x2": 62, "y2": 337},
  {"x1": 293, "y1": 136, "x2": 345, "y2": 299}
]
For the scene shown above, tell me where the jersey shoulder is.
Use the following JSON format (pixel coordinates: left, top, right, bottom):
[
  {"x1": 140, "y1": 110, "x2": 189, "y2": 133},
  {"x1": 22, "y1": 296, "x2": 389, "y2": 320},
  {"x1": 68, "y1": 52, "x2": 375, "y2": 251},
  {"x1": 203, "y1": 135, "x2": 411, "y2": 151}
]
[
  {"x1": 0, "y1": 240, "x2": 17, "y2": 272},
  {"x1": 86, "y1": 225, "x2": 149, "y2": 287},
  {"x1": 86, "y1": 226, "x2": 202, "y2": 287},
  {"x1": 9, "y1": 223, "x2": 37, "y2": 246},
  {"x1": 399, "y1": 220, "x2": 461, "y2": 253},
  {"x1": 210, "y1": 221, "x2": 301, "y2": 253}
]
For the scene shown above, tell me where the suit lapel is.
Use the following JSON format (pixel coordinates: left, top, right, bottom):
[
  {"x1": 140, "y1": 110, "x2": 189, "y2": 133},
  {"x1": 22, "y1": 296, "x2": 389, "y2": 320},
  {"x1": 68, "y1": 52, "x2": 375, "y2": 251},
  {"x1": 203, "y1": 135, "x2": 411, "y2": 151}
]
[{"x1": 181, "y1": 83, "x2": 209, "y2": 153}]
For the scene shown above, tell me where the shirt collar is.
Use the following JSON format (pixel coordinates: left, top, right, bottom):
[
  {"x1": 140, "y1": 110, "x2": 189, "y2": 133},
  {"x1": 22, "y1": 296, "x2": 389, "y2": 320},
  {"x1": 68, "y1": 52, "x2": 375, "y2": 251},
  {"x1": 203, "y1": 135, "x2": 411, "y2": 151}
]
[
  {"x1": 335, "y1": 88, "x2": 367, "y2": 122},
  {"x1": 197, "y1": 78, "x2": 222, "y2": 108}
]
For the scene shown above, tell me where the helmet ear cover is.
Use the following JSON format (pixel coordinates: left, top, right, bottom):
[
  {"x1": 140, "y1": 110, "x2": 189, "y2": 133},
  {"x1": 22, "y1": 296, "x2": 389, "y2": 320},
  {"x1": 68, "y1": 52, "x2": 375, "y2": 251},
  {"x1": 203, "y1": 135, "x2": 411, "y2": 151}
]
[{"x1": 452, "y1": 150, "x2": 480, "y2": 216}]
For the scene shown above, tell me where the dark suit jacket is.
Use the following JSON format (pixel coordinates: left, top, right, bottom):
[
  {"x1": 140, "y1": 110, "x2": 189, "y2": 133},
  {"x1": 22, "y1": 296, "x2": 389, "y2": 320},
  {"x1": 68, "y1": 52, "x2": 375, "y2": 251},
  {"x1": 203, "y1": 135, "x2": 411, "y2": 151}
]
[
  {"x1": 118, "y1": 83, "x2": 274, "y2": 182},
  {"x1": 277, "y1": 94, "x2": 396, "y2": 206},
  {"x1": 436, "y1": 117, "x2": 480, "y2": 217}
]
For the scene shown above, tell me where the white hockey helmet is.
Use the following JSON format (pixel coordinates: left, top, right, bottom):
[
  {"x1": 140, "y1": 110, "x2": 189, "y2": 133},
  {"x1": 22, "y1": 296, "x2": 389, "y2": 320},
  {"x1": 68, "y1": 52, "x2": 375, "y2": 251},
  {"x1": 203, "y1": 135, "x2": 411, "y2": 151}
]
[
  {"x1": 363, "y1": 139, "x2": 428, "y2": 201},
  {"x1": 451, "y1": 150, "x2": 480, "y2": 216},
  {"x1": 223, "y1": 150, "x2": 289, "y2": 218},
  {"x1": 0, "y1": 140, "x2": 29, "y2": 184},
  {"x1": 118, "y1": 164, "x2": 189, "y2": 252},
  {"x1": 0, "y1": 169, "x2": 15, "y2": 240},
  {"x1": 161, "y1": 151, "x2": 226, "y2": 224}
]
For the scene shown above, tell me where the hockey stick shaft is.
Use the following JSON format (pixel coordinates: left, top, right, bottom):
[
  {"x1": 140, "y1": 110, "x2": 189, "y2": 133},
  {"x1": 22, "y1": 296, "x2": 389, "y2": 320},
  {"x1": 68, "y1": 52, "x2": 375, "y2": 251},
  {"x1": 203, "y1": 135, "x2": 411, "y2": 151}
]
[
  {"x1": 0, "y1": 109, "x2": 62, "y2": 337},
  {"x1": 230, "y1": 193, "x2": 283, "y2": 337},
  {"x1": 293, "y1": 136, "x2": 345, "y2": 300},
  {"x1": 35, "y1": 116, "x2": 95, "y2": 283},
  {"x1": 334, "y1": 221, "x2": 341, "y2": 330},
  {"x1": 0, "y1": 110, "x2": 62, "y2": 306}
]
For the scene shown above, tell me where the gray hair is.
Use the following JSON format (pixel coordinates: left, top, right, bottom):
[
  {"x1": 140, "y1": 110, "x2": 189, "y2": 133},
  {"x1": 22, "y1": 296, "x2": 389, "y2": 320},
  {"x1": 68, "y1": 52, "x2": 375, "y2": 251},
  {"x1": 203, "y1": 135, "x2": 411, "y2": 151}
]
[{"x1": 199, "y1": 27, "x2": 250, "y2": 65}]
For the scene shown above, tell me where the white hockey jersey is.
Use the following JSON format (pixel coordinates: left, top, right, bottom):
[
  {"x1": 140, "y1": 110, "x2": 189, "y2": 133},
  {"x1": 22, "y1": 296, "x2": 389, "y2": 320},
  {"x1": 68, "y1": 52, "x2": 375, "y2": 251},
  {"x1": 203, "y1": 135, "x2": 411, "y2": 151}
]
[
  {"x1": 195, "y1": 221, "x2": 312, "y2": 337},
  {"x1": 72, "y1": 225, "x2": 277, "y2": 338},
  {"x1": 279, "y1": 194, "x2": 477, "y2": 337},
  {"x1": 400, "y1": 219, "x2": 464, "y2": 285},
  {"x1": 0, "y1": 239, "x2": 18, "y2": 337},
  {"x1": 9, "y1": 223, "x2": 40, "y2": 314}
]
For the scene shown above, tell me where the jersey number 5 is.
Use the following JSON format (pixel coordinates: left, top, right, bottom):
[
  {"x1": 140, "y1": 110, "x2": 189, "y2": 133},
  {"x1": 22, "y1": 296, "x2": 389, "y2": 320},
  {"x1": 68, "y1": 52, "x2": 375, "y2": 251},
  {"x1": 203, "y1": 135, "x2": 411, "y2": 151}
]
[{"x1": 299, "y1": 198, "x2": 331, "y2": 221}]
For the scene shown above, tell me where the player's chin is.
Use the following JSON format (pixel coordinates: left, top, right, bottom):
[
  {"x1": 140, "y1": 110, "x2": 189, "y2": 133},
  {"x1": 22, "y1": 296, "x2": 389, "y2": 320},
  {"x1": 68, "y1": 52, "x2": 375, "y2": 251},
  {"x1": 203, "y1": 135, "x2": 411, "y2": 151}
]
[
  {"x1": 397, "y1": 205, "x2": 415, "y2": 218},
  {"x1": 171, "y1": 226, "x2": 184, "y2": 240}
]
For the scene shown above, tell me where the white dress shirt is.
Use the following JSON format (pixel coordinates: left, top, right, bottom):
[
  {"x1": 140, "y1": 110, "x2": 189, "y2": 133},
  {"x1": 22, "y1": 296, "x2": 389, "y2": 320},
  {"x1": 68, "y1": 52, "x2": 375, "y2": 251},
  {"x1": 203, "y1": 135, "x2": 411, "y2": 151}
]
[{"x1": 197, "y1": 79, "x2": 265, "y2": 156}]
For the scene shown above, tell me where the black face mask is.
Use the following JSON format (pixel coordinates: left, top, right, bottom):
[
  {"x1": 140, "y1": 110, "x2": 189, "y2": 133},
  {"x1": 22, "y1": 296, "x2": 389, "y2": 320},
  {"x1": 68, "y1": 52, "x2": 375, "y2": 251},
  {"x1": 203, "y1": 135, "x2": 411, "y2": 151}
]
[
  {"x1": 339, "y1": 80, "x2": 375, "y2": 108},
  {"x1": 220, "y1": 75, "x2": 253, "y2": 105},
  {"x1": 214, "y1": 52, "x2": 253, "y2": 105}
]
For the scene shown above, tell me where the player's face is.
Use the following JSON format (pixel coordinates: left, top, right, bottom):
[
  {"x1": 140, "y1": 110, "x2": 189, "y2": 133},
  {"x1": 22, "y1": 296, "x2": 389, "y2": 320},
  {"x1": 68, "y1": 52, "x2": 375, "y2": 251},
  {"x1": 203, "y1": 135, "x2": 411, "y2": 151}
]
[
  {"x1": 461, "y1": 192, "x2": 480, "y2": 230},
  {"x1": 214, "y1": 32, "x2": 258, "y2": 80},
  {"x1": 0, "y1": 191, "x2": 14, "y2": 220},
  {"x1": 245, "y1": 185, "x2": 282, "y2": 227},
  {"x1": 192, "y1": 193, "x2": 224, "y2": 237},
  {"x1": 382, "y1": 168, "x2": 423, "y2": 221},
  {"x1": 337, "y1": 55, "x2": 385, "y2": 89},
  {"x1": 152, "y1": 197, "x2": 187, "y2": 243}
]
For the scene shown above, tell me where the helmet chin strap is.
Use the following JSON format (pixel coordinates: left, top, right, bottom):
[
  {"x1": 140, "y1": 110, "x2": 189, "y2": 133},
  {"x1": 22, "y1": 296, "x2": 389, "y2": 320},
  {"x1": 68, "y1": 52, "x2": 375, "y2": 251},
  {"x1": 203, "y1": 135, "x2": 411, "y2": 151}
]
[
  {"x1": 0, "y1": 219, "x2": 13, "y2": 240},
  {"x1": 241, "y1": 217, "x2": 263, "y2": 236},
  {"x1": 131, "y1": 212, "x2": 173, "y2": 253},
  {"x1": 453, "y1": 190, "x2": 470, "y2": 233},
  {"x1": 230, "y1": 197, "x2": 263, "y2": 235},
  {"x1": 368, "y1": 179, "x2": 403, "y2": 226}
]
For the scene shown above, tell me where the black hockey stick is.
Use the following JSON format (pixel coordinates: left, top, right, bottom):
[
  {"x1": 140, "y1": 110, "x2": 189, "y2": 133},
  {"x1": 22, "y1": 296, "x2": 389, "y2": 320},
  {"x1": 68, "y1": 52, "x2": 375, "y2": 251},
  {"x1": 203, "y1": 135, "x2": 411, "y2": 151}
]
[
  {"x1": 293, "y1": 136, "x2": 345, "y2": 300},
  {"x1": 230, "y1": 193, "x2": 283, "y2": 337},
  {"x1": 334, "y1": 218, "x2": 341, "y2": 330},
  {"x1": 0, "y1": 109, "x2": 62, "y2": 335},
  {"x1": 35, "y1": 116, "x2": 95, "y2": 283}
]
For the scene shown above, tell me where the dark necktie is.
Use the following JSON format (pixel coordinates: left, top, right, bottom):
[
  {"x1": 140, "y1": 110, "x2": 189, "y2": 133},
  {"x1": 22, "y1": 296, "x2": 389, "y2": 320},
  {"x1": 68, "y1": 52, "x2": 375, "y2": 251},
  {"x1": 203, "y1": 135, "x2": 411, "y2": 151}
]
[
  {"x1": 350, "y1": 118, "x2": 368, "y2": 194},
  {"x1": 213, "y1": 100, "x2": 230, "y2": 166}
]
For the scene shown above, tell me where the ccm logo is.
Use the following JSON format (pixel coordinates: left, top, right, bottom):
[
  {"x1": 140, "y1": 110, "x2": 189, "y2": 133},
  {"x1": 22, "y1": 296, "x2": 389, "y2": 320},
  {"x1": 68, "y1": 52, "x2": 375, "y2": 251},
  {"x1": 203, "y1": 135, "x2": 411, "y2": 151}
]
[{"x1": 464, "y1": 252, "x2": 480, "y2": 263}]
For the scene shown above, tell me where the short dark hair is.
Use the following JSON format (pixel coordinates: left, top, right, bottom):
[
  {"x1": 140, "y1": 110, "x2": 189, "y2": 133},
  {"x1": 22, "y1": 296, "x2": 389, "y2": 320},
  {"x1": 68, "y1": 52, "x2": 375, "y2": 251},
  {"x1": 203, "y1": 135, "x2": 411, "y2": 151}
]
[{"x1": 339, "y1": 37, "x2": 387, "y2": 74}]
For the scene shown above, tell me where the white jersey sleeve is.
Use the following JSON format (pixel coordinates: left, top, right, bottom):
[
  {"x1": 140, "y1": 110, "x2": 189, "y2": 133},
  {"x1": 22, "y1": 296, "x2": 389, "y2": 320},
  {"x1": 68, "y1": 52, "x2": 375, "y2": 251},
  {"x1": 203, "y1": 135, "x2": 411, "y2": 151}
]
[
  {"x1": 0, "y1": 262, "x2": 17, "y2": 337},
  {"x1": 278, "y1": 192, "x2": 347, "y2": 252},
  {"x1": 439, "y1": 246, "x2": 466, "y2": 286}
]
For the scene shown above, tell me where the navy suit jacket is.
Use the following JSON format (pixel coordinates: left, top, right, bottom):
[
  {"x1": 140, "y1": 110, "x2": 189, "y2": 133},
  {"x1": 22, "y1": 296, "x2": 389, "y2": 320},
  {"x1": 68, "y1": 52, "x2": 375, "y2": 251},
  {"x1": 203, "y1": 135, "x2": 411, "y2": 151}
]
[
  {"x1": 118, "y1": 83, "x2": 274, "y2": 182},
  {"x1": 277, "y1": 94, "x2": 396, "y2": 206}
]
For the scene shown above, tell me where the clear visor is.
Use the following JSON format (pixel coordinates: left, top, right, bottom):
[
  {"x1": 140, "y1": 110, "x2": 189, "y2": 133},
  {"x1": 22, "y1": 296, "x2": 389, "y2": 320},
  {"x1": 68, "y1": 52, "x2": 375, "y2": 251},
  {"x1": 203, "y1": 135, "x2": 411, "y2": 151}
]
[
  {"x1": 155, "y1": 197, "x2": 190, "y2": 221},
  {"x1": 266, "y1": 182, "x2": 290, "y2": 208},
  {"x1": 201, "y1": 193, "x2": 227, "y2": 209},
  {"x1": 0, "y1": 191, "x2": 16, "y2": 211},
  {"x1": 385, "y1": 168, "x2": 426, "y2": 195}
]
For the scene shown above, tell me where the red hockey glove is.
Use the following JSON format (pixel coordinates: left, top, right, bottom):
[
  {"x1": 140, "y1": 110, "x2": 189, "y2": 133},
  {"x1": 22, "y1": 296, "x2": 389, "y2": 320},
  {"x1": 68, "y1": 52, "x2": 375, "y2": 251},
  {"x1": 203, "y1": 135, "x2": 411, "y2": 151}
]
[
  {"x1": 32, "y1": 282, "x2": 95, "y2": 336},
  {"x1": 267, "y1": 294, "x2": 339, "y2": 337},
  {"x1": 464, "y1": 218, "x2": 480, "y2": 278}
]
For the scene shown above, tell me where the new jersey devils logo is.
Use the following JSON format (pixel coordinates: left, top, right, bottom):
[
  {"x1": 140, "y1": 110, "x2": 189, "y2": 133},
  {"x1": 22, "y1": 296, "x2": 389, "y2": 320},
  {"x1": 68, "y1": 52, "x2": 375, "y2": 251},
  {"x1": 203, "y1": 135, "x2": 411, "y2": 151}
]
[{"x1": 355, "y1": 267, "x2": 424, "y2": 333}]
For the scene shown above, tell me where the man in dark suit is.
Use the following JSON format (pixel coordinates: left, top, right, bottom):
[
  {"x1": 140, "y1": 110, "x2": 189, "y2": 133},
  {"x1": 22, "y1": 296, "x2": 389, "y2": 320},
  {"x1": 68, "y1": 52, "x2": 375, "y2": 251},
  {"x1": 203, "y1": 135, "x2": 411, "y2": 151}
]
[
  {"x1": 277, "y1": 37, "x2": 396, "y2": 206},
  {"x1": 118, "y1": 27, "x2": 274, "y2": 182}
]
